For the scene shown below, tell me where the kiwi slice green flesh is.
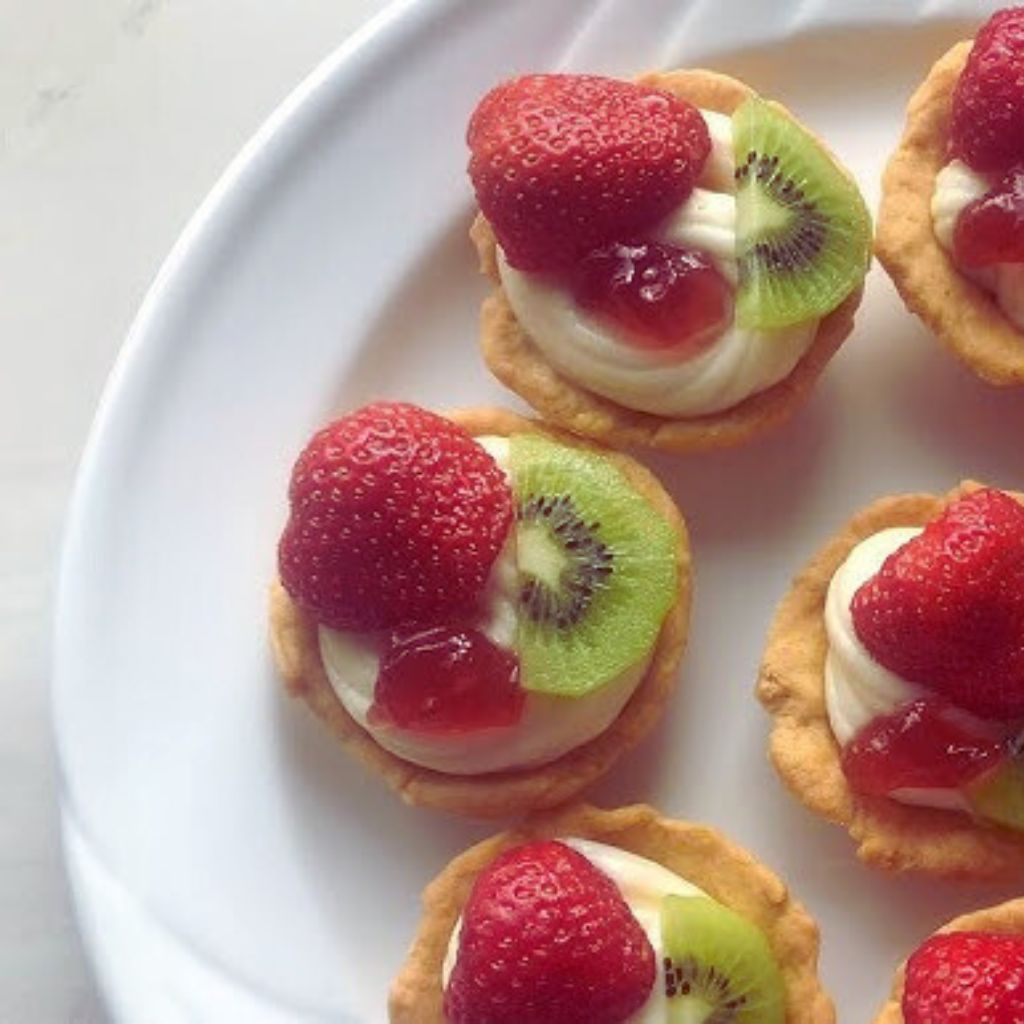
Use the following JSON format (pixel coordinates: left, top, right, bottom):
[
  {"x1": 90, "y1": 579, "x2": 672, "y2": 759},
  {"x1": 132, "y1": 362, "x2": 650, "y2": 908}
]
[
  {"x1": 661, "y1": 895, "x2": 785, "y2": 1024},
  {"x1": 733, "y1": 96, "x2": 871, "y2": 331},
  {"x1": 508, "y1": 434, "x2": 677, "y2": 697},
  {"x1": 965, "y1": 758, "x2": 1024, "y2": 832}
]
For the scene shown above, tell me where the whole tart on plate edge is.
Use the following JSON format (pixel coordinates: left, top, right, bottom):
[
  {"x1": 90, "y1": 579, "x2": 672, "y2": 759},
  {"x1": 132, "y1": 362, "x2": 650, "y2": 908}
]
[
  {"x1": 876, "y1": 37, "x2": 1024, "y2": 385},
  {"x1": 389, "y1": 802, "x2": 833, "y2": 1024},
  {"x1": 269, "y1": 407, "x2": 691, "y2": 818},
  {"x1": 473, "y1": 67, "x2": 865, "y2": 453},
  {"x1": 757, "y1": 480, "x2": 1024, "y2": 879},
  {"x1": 872, "y1": 898, "x2": 1024, "y2": 1024}
]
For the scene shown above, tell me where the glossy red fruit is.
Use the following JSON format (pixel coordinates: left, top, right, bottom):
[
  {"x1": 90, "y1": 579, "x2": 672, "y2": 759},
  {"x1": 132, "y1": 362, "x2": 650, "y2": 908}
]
[
  {"x1": 445, "y1": 840, "x2": 655, "y2": 1024},
  {"x1": 468, "y1": 73, "x2": 710, "y2": 272},
  {"x1": 369, "y1": 627, "x2": 523, "y2": 734},
  {"x1": 951, "y1": 7, "x2": 1024, "y2": 173},
  {"x1": 278, "y1": 402, "x2": 513, "y2": 632},
  {"x1": 571, "y1": 241, "x2": 732, "y2": 353},
  {"x1": 840, "y1": 698, "x2": 1004, "y2": 796},
  {"x1": 904, "y1": 931, "x2": 1024, "y2": 1024},
  {"x1": 954, "y1": 165, "x2": 1024, "y2": 267},
  {"x1": 851, "y1": 489, "x2": 1024, "y2": 720}
]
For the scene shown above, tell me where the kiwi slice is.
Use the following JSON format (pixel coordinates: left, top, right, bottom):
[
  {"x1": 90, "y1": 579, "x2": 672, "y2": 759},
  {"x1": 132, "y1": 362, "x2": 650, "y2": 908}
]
[
  {"x1": 732, "y1": 96, "x2": 871, "y2": 331},
  {"x1": 508, "y1": 434, "x2": 677, "y2": 697},
  {"x1": 661, "y1": 895, "x2": 784, "y2": 1024}
]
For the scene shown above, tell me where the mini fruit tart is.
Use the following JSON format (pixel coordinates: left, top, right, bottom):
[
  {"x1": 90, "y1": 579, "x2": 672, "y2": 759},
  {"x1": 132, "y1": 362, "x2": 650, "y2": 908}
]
[
  {"x1": 877, "y1": 6, "x2": 1024, "y2": 385},
  {"x1": 758, "y1": 482, "x2": 1024, "y2": 878},
  {"x1": 467, "y1": 69, "x2": 870, "y2": 452},
  {"x1": 874, "y1": 898, "x2": 1024, "y2": 1024},
  {"x1": 269, "y1": 403, "x2": 690, "y2": 817},
  {"x1": 390, "y1": 803, "x2": 833, "y2": 1024}
]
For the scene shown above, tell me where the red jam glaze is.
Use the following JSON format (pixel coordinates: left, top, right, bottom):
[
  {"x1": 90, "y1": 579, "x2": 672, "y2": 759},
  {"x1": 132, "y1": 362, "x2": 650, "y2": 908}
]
[
  {"x1": 369, "y1": 626, "x2": 524, "y2": 734},
  {"x1": 953, "y1": 166, "x2": 1024, "y2": 268},
  {"x1": 841, "y1": 698, "x2": 1006, "y2": 797},
  {"x1": 570, "y1": 241, "x2": 732, "y2": 354}
]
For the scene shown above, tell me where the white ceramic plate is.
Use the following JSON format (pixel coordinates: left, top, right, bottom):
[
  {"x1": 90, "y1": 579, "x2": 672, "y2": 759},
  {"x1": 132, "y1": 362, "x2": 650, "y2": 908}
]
[{"x1": 54, "y1": 0, "x2": 1024, "y2": 1020}]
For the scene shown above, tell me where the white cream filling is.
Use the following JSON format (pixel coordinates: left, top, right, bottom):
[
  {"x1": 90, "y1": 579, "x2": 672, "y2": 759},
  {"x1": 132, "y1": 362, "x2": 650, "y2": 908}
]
[
  {"x1": 441, "y1": 838, "x2": 709, "y2": 1024},
  {"x1": 824, "y1": 526, "x2": 972, "y2": 813},
  {"x1": 932, "y1": 159, "x2": 1024, "y2": 331},
  {"x1": 318, "y1": 436, "x2": 652, "y2": 776},
  {"x1": 498, "y1": 108, "x2": 820, "y2": 417}
]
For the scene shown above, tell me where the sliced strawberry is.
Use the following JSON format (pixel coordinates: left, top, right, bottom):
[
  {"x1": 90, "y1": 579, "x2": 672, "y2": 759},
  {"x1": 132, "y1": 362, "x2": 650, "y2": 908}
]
[
  {"x1": 951, "y1": 7, "x2": 1024, "y2": 173},
  {"x1": 851, "y1": 489, "x2": 1024, "y2": 720},
  {"x1": 840, "y1": 698, "x2": 1004, "y2": 797},
  {"x1": 904, "y1": 931, "x2": 1024, "y2": 1024},
  {"x1": 445, "y1": 840, "x2": 655, "y2": 1024},
  {"x1": 369, "y1": 626, "x2": 523, "y2": 734},
  {"x1": 468, "y1": 74, "x2": 710, "y2": 272},
  {"x1": 278, "y1": 402, "x2": 513, "y2": 632},
  {"x1": 570, "y1": 241, "x2": 732, "y2": 354}
]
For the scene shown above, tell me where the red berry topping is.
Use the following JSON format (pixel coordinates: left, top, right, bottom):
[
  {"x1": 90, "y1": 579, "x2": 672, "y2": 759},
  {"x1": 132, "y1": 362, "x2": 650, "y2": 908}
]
[
  {"x1": 904, "y1": 931, "x2": 1024, "y2": 1024},
  {"x1": 445, "y1": 840, "x2": 655, "y2": 1024},
  {"x1": 369, "y1": 626, "x2": 523, "y2": 734},
  {"x1": 841, "y1": 698, "x2": 1004, "y2": 797},
  {"x1": 571, "y1": 241, "x2": 732, "y2": 354},
  {"x1": 278, "y1": 402, "x2": 513, "y2": 632},
  {"x1": 953, "y1": 165, "x2": 1024, "y2": 267},
  {"x1": 852, "y1": 489, "x2": 1024, "y2": 720},
  {"x1": 468, "y1": 74, "x2": 710, "y2": 273},
  {"x1": 951, "y1": 7, "x2": 1024, "y2": 173}
]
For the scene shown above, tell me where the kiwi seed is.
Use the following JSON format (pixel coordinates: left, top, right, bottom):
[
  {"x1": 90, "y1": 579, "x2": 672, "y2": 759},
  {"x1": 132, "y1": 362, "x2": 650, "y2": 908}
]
[
  {"x1": 734, "y1": 150, "x2": 828, "y2": 275},
  {"x1": 518, "y1": 493, "x2": 613, "y2": 630}
]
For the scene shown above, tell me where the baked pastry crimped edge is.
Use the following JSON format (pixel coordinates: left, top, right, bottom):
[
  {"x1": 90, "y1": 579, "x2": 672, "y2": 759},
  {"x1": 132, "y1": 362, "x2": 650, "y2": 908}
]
[
  {"x1": 876, "y1": 42, "x2": 1024, "y2": 385},
  {"x1": 475, "y1": 68, "x2": 864, "y2": 452},
  {"x1": 269, "y1": 408, "x2": 691, "y2": 818},
  {"x1": 757, "y1": 480, "x2": 1024, "y2": 879},
  {"x1": 872, "y1": 898, "x2": 1024, "y2": 1024},
  {"x1": 389, "y1": 802, "x2": 834, "y2": 1024}
]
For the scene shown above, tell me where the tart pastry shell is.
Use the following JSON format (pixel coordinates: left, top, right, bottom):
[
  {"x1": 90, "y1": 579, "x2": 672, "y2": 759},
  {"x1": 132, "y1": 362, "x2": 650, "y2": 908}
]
[
  {"x1": 876, "y1": 42, "x2": 1024, "y2": 386},
  {"x1": 758, "y1": 480, "x2": 1024, "y2": 879},
  {"x1": 474, "y1": 68, "x2": 864, "y2": 452},
  {"x1": 389, "y1": 802, "x2": 834, "y2": 1024},
  {"x1": 269, "y1": 408, "x2": 691, "y2": 818}
]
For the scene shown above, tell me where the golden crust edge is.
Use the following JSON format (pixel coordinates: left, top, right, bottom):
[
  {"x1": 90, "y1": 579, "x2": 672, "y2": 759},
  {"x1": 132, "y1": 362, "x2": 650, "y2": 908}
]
[
  {"x1": 875, "y1": 41, "x2": 1024, "y2": 386},
  {"x1": 872, "y1": 898, "x2": 1024, "y2": 1024},
  {"x1": 268, "y1": 407, "x2": 692, "y2": 818},
  {"x1": 388, "y1": 802, "x2": 834, "y2": 1024},
  {"x1": 473, "y1": 67, "x2": 866, "y2": 452},
  {"x1": 756, "y1": 479, "x2": 1024, "y2": 879}
]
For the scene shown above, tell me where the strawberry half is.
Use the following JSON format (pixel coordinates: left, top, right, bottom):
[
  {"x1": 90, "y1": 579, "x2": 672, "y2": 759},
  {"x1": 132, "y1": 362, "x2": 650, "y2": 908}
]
[
  {"x1": 278, "y1": 402, "x2": 513, "y2": 632},
  {"x1": 904, "y1": 931, "x2": 1024, "y2": 1024},
  {"x1": 851, "y1": 489, "x2": 1024, "y2": 721},
  {"x1": 951, "y1": 7, "x2": 1024, "y2": 173},
  {"x1": 444, "y1": 840, "x2": 655, "y2": 1024},
  {"x1": 467, "y1": 73, "x2": 710, "y2": 273}
]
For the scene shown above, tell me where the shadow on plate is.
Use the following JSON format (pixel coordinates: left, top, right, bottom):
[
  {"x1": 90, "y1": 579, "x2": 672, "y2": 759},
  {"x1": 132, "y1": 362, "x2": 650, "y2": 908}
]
[
  {"x1": 888, "y1": 317, "x2": 1024, "y2": 491},
  {"x1": 333, "y1": 208, "x2": 505, "y2": 410},
  {"x1": 641, "y1": 376, "x2": 837, "y2": 549}
]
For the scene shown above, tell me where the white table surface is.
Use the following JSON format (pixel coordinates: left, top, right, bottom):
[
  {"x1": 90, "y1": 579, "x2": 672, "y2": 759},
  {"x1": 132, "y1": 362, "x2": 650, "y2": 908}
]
[{"x1": 2, "y1": 2, "x2": 388, "y2": 1019}]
